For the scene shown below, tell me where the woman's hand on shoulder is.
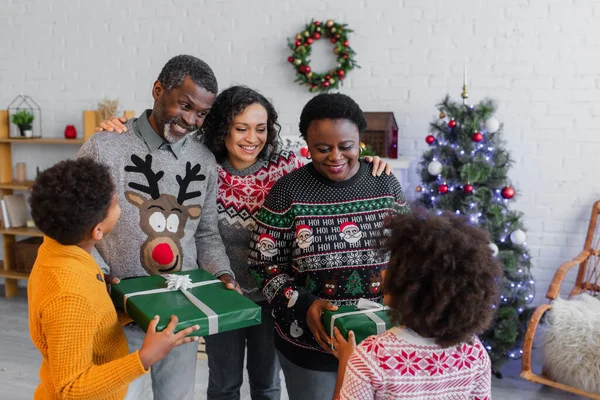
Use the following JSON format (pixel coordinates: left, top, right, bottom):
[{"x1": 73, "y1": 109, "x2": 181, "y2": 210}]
[
  {"x1": 362, "y1": 156, "x2": 392, "y2": 177},
  {"x1": 95, "y1": 115, "x2": 129, "y2": 134}
]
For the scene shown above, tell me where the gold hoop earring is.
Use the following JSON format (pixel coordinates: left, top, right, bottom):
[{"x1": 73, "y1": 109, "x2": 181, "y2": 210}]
[
  {"x1": 359, "y1": 147, "x2": 364, "y2": 155},
  {"x1": 306, "y1": 151, "x2": 311, "y2": 160}
]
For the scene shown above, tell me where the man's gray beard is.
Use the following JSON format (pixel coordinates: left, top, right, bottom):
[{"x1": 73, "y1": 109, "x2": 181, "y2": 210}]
[{"x1": 163, "y1": 122, "x2": 197, "y2": 143}]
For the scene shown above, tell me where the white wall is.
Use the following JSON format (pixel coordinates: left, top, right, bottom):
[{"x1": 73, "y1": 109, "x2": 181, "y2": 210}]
[{"x1": 2, "y1": 0, "x2": 599, "y2": 302}]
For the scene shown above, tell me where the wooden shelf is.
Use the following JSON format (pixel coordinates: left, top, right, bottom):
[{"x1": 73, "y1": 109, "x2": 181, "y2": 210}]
[
  {"x1": 0, "y1": 227, "x2": 43, "y2": 237},
  {"x1": 0, "y1": 180, "x2": 34, "y2": 190},
  {"x1": 0, "y1": 269, "x2": 29, "y2": 280},
  {"x1": 0, "y1": 137, "x2": 85, "y2": 144}
]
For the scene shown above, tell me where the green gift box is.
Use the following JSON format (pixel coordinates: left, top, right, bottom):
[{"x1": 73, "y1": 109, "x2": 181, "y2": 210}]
[
  {"x1": 111, "y1": 269, "x2": 261, "y2": 337},
  {"x1": 322, "y1": 299, "x2": 392, "y2": 347}
]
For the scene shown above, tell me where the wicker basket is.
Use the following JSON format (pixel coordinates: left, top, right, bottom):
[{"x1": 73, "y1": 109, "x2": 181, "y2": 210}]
[{"x1": 14, "y1": 237, "x2": 43, "y2": 273}]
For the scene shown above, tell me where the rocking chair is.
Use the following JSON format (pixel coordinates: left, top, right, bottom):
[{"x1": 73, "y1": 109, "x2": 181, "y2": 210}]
[{"x1": 521, "y1": 200, "x2": 600, "y2": 399}]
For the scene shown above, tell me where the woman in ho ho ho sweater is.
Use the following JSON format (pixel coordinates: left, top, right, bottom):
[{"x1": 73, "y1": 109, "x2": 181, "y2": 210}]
[{"x1": 248, "y1": 93, "x2": 411, "y2": 400}]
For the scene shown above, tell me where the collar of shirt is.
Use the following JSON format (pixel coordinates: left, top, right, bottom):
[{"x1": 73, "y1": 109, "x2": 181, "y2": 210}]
[{"x1": 133, "y1": 109, "x2": 188, "y2": 159}]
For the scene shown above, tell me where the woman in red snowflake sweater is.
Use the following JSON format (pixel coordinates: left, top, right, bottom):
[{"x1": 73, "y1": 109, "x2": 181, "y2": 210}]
[{"x1": 331, "y1": 210, "x2": 502, "y2": 400}]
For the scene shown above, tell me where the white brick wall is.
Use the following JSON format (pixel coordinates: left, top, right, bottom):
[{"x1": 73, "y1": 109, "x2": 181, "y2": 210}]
[{"x1": 2, "y1": 0, "x2": 598, "y2": 303}]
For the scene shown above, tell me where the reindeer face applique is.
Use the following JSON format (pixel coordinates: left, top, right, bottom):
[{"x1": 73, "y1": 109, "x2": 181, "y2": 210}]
[
  {"x1": 369, "y1": 271, "x2": 383, "y2": 294},
  {"x1": 125, "y1": 154, "x2": 205, "y2": 275}
]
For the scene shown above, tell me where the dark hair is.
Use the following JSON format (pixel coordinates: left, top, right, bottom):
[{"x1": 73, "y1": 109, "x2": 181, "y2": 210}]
[
  {"x1": 157, "y1": 54, "x2": 218, "y2": 94},
  {"x1": 384, "y1": 209, "x2": 502, "y2": 348},
  {"x1": 298, "y1": 93, "x2": 367, "y2": 140},
  {"x1": 201, "y1": 86, "x2": 282, "y2": 162},
  {"x1": 29, "y1": 158, "x2": 115, "y2": 245}
]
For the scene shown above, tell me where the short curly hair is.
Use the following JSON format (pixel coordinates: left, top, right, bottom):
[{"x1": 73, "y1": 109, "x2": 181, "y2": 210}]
[
  {"x1": 29, "y1": 158, "x2": 115, "y2": 245},
  {"x1": 201, "y1": 86, "x2": 282, "y2": 163},
  {"x1": 384, "y1": 209, "x2": 502, "y2": 348},
  {"x1": 157, "y1": 54, "x2": 218, "y2": 94},
  {"x1": 298, "y1": 93, "x2": 367, "y2": 140}
]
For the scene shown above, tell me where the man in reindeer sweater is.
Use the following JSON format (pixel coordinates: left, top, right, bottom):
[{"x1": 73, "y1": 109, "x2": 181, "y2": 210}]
[{"x1": 78, "y1": 55, "x2": 235, "y2": 400}]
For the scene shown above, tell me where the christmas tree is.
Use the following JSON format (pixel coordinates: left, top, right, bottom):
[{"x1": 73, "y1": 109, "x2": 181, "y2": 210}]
[
  {"x1": 416, "y1": 84, "x2": 535, "y2": 374},
  {"x1": 345, "y1": 270, "x2": 364, "y2": 296}
]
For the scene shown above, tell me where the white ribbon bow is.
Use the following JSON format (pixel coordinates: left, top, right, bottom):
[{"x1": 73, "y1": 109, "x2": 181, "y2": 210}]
[{"x1": 165, "y1": 274, "x2": 193, "y2": 291}]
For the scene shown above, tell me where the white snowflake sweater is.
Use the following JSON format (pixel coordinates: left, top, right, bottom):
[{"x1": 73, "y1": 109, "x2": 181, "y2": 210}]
[
  {"x1": 339, "y1": 327, "x2": 492, "y2": 400},
  {"x1": 248, "y1": 160, "x2": 410, "y2": 371}
]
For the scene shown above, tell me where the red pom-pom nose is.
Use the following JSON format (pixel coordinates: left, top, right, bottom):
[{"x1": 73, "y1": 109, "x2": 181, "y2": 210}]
[{"x1": 152, "y1": 243, "x2": 174, "y2": 265}]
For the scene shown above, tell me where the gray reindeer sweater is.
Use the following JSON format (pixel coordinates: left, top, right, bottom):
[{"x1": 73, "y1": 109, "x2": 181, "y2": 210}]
[{"x1": 78, "y1": 110, "x2": 232, "y2": 279}]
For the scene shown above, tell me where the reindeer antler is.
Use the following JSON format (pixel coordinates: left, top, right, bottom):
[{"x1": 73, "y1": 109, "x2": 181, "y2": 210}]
[
  {"x1": 176, "y1": 162, "x2": 206, "y2": 204},
  {"x1": 125, "y1": 154, "x2": 164, "y2": 200}
]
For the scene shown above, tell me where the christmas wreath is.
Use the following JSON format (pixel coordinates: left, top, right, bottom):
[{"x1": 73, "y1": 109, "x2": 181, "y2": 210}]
[{"x1": 287, "y1": 19, "x2": 359, "y2": 93}]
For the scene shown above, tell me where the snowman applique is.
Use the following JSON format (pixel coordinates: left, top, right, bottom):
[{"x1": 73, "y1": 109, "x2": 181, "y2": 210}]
[{"x1": 290, "y1": 320, "x2": 304, "y2": 338}]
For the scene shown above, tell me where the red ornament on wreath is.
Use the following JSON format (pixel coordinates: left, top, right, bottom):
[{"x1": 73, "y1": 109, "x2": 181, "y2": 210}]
[
  {"x1": 501, "y1": 186, "x2": 515, "y2": 199},
  {"x1": 425, "y1": 135, "x2": 435, "y2": 145},
  {"x1": 463, "y1": 184, "x2": 474, "y2": 194},
  {"x1": 288, "y1": 19, "x2": 358, "y2": 93},
  {"x1": 438, "y1": 184, "x2": 449, "y2": 194},
  {"x1": 472, "y1": 132, "x2": 483, "y2": 142},
  {"x1": 448, "y1": 119, "x2": 457, "y2": 128}
]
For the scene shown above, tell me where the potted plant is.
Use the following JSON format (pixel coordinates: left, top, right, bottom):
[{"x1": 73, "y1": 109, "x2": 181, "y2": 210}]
[{"x1": 11, "y1": 110, "x2": 34, "y2": 137}]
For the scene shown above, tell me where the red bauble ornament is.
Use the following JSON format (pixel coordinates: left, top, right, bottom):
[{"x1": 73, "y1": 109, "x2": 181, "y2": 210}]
[
  {"x1": 472, "y1": 132, "x2": 484, "y2": 142},
  {"x1": 304, "y1": 66, "x2": 311, "y2": 73},
  {"x1": 326, "y1": 75, "x2": 331, "y2": 79},
  {"x1": 306, "y1": 38, "x2": 314, "y2": 45},
  {"x1": 298, "y1": 65, "x2": 307, "y2": 73},
  {"x1": 330, "y1": 37, "x2": 337, "y2": 43},
  {"x1": 295, "y1": 40, "x2": 302, "y2": 47},
  {"x1": 287, "y1": 56, "x2": 294, "y2": 63},
  {"x1": 425, "y1": 135, "x2": 435, "y2": 145},
  {"x1": 463, "y1": 184, "x2": 474, "y2": 194},
  {"x1": 322, "y1": 81, "x2": 330, "y2": 87},
  {"x1": 313, "y1": 32, "x2": 321, "y2": 40},
  {"x1": 448, "y1": 119, "x2": 457, "y2": 128},
  {"x1": 343, "y1": 40, "x2": 349, "y2": 46},
  {"x1": 337, "y1": 70, "x2": 345, "y2": 77},
  {"x1": 438, "y1": 184, "x2": 449, "y2": 194},
  {"x1": 314, "y1": 21, "x2": 321, "y2": 26},
  {"x1": 501, "y1": 186, "x2": 515, "y2": 199},
  {"x1": 343, "y1": 54, "x2": 348, "y2": 59}
]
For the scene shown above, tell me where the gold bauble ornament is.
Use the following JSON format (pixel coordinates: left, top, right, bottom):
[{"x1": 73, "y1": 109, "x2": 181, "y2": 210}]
[
  {"x1": 326, "y1": 20, "x2": 334, "y2": 27},
  {"x1": 329, "y1": 78, "x2": 335, "y2": 84},
  {"x1": 304, "y1": 31, "x2": 310, "y2": 37},
  {"x1": 439, "y1": 112, "x2": 445, "y2": 118},
  {"x1": 331, "y1": 27, "x2": 337, "y2": 33},
  {"x1": 296, "y1": 34, "x2": 302, "y2": 41},
  {"x1": 416, "y1": 185, "x2": 422, "y2": 192},
  {"x1": 293, "y1": 59, "x2": 302, "y2": 66},
  {"x1": 306, "y1": 72, "x2": 313, "y2": 78}
]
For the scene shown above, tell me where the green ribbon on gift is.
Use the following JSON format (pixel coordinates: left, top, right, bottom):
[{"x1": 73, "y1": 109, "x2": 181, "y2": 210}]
[
  {"x1": 327, "y1": 299, "x2": 390, "y2": 350},
  {"x1": 124, "y1": 274, "x2": 221, "y2": 335}
]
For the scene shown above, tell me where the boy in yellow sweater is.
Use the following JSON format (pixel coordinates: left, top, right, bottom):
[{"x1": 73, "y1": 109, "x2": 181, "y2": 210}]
[{"x1": 27, "y1": 158, "x2": 200, "y2": 400}]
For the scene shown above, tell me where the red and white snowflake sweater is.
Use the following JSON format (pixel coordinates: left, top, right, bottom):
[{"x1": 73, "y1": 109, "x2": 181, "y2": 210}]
[
  {"x1": 216, "y1": 150, "x2": 303, "y2": 303},
  {"x1": 339, "y1": 327, "x2": 492, "y2": 400}
]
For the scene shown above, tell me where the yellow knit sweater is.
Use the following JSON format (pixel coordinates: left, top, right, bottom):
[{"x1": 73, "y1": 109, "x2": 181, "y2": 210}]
[{"x1": 28, "y1": 236, "x2": 148, "y2": 400}]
